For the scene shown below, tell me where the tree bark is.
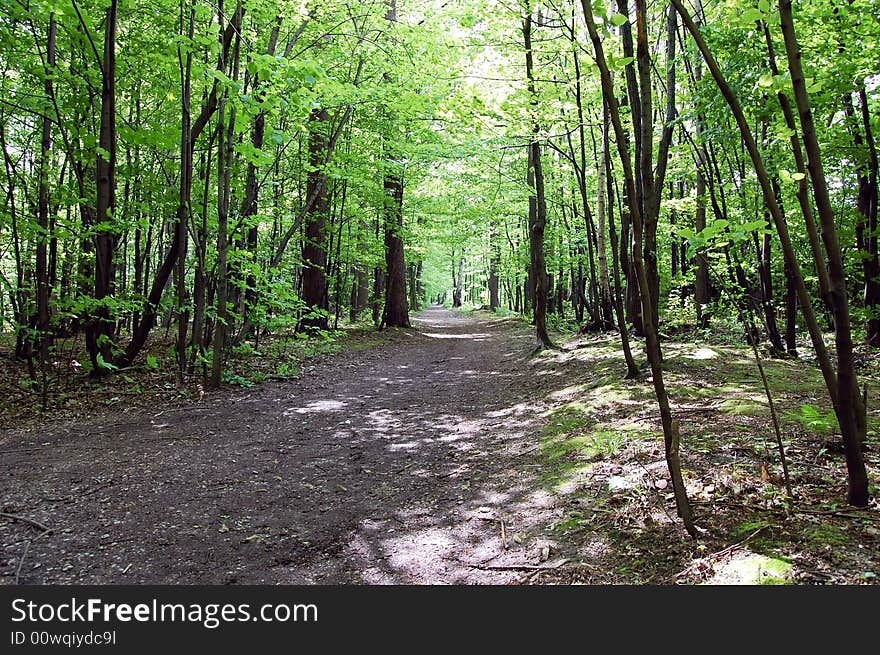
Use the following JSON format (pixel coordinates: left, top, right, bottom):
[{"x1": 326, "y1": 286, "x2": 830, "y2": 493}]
[
  {"x1": 583, "y1": 2, "x2": 694, "y2": 533},
  {"x1": 673, "y1": 0, "x2": 867, "y2": 507},
  {"x1": 34, "y1": 15, "x2": 56, "y2": 377},
  {"x1": 87, "y1": 0, "x2": 118, "y2": 374},
  {"x1": 381, "y1": 171, "x2": 410, "y2": 328},
  {"x1": 777, "y1": 0, "x2": 868, "y2": 506},
  {"x1": 380, "y1": 0, "x2": 409, "y2": 329},
  {"x1": 523, "y1": 10, "x2": 554, "y2": 350},
  {"x1": 300, "y1": 108, "x2": 331, "y2": 331},
  {"x1": 117, "y1": 4, "x2": 243, "y2": 368}
]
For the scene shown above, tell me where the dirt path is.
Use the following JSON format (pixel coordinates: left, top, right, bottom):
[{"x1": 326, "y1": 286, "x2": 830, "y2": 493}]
[{"x1": 1, "y1": 307, "x2": 573, "y2": 584}]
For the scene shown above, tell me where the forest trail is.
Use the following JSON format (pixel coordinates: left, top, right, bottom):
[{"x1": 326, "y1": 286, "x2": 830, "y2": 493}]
[{"x1": 2, "y1": 307, "x2": 579, "y2": 584}]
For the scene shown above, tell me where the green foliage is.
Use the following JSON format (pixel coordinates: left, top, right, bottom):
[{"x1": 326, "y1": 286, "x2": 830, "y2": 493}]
[
  {"x1": 791, "y1": 404, "x2": 838, "y2": 436},
  {"x1": 221, "y1": 371, "x2": 256, "y2": 388}
]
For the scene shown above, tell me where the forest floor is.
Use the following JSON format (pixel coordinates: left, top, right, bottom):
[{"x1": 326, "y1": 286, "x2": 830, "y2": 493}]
[{"x1": 1, "y1": 306, "x2": 879, "y2": 585}]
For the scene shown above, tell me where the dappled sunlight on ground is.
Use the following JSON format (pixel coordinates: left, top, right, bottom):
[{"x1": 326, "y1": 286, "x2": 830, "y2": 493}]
[
  {"x1": 3, "y1": 307, "x2": 878, "y2": 585},
  {"x1": 286, "y1": 399, "x2": 348, "y2": 415},
  {"x1": 422, "y1": 332, "x2": 493, "y2": 340}
]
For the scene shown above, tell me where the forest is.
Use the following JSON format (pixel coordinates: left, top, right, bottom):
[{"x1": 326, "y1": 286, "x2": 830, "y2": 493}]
[{"x1": 0, "y1": 0, "x2": 878, "y2": 585}]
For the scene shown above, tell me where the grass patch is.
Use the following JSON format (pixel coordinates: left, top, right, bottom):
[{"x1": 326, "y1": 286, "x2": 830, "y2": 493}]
[
  {"x1": 540, "y1": 404, "x2": 630, "y2": 463},
  {"x1": 718, "y1": 397, "x2": 769, "y2": 417},
  {"x1": 804, "y1": 523, "x2": 851, "y2": 548}
]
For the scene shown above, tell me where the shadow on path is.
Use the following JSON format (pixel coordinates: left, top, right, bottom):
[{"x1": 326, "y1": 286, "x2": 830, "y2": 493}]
[{"x1": 0, "y1": 307, "x2": 687, "y2": 584}]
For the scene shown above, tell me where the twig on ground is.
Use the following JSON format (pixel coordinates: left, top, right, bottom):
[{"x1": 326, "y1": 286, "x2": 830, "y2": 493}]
[
  {"x1": 675, "y1": 526, "x2": 770, "y2": 580},
  {"x1": 709, "y1": 525, "x2": 770, "y2": 560},
  {"x1": 470, "y1": 559, "x2": 570, "y2": 572},
  {"x1": 0, "y1": 512, "x2": 51, "y2": 533},
  {"x1": 692, "y1": 500, "x2": 880, "y2": 523},
  {"x1": 14, "y1": 527, "x2": 51, "y2": 584},
  {"x1": 0, "y1": 447, "x2": 49, "y2": 455}
]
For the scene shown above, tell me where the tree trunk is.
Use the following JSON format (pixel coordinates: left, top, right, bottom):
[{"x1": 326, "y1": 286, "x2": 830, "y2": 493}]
[
  {"x1": 382, "y1": 171, "x2": 409, "y2": 328},
  {"x1": 673, "y1": 0, "x2": 867, "y2": 507},
  {"x1": 523, "y1": 10, "x2": 554, "y2": 350},
  {"x1": 301, "y1": 108, "x2": 331, "y2": 331},
  {"x1": 34, "y1": 15, "x2": 56, "y2": 378},
  {"x1": 584, "y1": 1, "x2": 695, "y2": 534},
  {"x1": 117, "y1": 5, "x2": 243, "y2": 368},
  {"x1": 852, "y1": 88, "x2": 880, "y2": 346},
  {"x1": 489, "y1": 232, "x2": 500, "y2": 311},
  {"x1": 604, "y1": 111, "x2": 640, "y2": 379},
  {"x1": 777, "y1": 0, "x2": 868, "y2": 506},
  {"x1": 88, "y1": 0, "x2": 118, "y2": 374}
]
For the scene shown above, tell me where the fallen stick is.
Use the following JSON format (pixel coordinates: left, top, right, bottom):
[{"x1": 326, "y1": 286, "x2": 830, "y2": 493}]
[
  {"x1": 0, "y1": 447, "x2": 48, "y2": 455},
  {"x1": 675, "y1": 526, "x2": 769, "y2": 580},
  {"x1": 14, "y1": 528, "x2": 50, "y2": 585},
  {"x1": 471, "y1": 558, "x2": 569, "y2": 572},
  {"x1": 0, "y1": 512, "x2": 51, "y2": 533},
  {"x1": 708, "y1": 525, "x2": 769, "y2": 560}
]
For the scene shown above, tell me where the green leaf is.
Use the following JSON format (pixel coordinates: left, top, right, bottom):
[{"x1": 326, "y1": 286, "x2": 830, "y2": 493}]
[
  {"x1": 609, "y1": 13, "x2": 628, "y2": 27},
  {"x1": 740, "y1": 9, "x2": 763, "y2": 24},
  {"x1": 95, "y1": 353, "x2": 119, "y2": 371}
]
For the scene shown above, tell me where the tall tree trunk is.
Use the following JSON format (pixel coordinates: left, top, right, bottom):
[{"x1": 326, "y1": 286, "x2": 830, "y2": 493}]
[
  {"x1": 117, "y1": 4, "x2": 243, "y2": 368},
  {"x1": 604, "y1": 111, "x2": 640, "y2": 379},
  {"x1": 189, "y1": 138, "x2": 213, "y2": 373},
  {"x1": 777, "y1": 0, "x2": 868, "y2": 506},
  {"x1": 784, "y1": 259, "x2": 798, "y2": 354},
  {"x1": 489, "y1": 227, "x2": 500, "y2": 311},
  {"x1": 523, "y1": 9, "x2": 554, "y2": 350},
  {"x1": 88, "y1": 0, "x2": 118, "y2": 374},
  {"x1": 761, "y1": 22, "x2": 833, "y2": 316},
  {"x1": 673, "y1": 0, "x2": 867, "y2": 507},
  {"x1": 34, "y1": 15, "x2": 56, "y2": 379},
  {"x1": 208, "y1": 22, "x2": 240, "y2": 390},
  {"x1": 596, "y1": 123, "x2": 613, "y2": 325},
  {"x1": 301, "y1": 108, "x2": 331, "y2": 331},
  {"x1": 692, "y1": 0, "x2": 711, "y2": 328},
  {"x1": 371, "y1": 265, "x2": 384, "y2": 326},
  {"x1": 452, "y1": 252, "x2": 463, "y2": 308},
  {"x1": 381, "y1": 169, "x2": 409, "y2": 328},
  {"x1": 174, "y1": 0, "x2": 195, "y2": 382},
  {"x1": 851, "y1": 88, "x2": 880, "y2": 346},
  {"x1": 583, "y1": 1, "x2": 695, "y2": 534},
  {"x1": 379, "y1": 0, "x2": 409, "y2": 329}
]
